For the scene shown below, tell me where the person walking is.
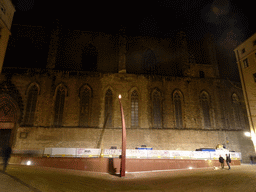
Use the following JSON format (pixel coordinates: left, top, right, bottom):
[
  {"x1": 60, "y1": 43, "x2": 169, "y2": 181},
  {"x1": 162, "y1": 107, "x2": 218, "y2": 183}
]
[
  {"x1": 2, "y1": 146, "x2": 12, "y2": 172},
  {"x1": 226, "y1": 154, "x2": 231, "y2": 170},
  {"x1": 250, "y1": 155, "x2": 254, "y2": 165},
  {"x1": 219, "y1": 155, "x2": 224, "y2": 169}
]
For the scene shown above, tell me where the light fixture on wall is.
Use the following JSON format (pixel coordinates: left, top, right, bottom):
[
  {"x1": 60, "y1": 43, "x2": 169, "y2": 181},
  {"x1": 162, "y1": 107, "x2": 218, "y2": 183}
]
[{"x1": 244, "y1": 132, "x2": 251, "y2": 137}]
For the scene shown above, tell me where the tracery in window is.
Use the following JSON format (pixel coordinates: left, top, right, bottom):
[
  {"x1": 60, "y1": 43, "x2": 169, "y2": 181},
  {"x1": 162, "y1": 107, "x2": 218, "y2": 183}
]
[
  {"x1": 199, "y1": 71, "x2": 205, "y2": 78},
  {"x1": 200, "y1": 92, "x2": 211, "y2": 128},
  {"x1": 232, "y1": 93, "x2": 241, "y2": 128},
  {"x1": 54, "y1": 86, "x2": 66, "y2": 127},
  {"x1": 80, "y1": 86, "x2": 91, "y2": 127},
  {"x1": 24, "y1": 85, "x2": 38, "y2": 126},
  {"x1": 105, "y1": 89, "x2": 113, "y2": 127},
  {"x1": 152, "y1": 89, "x2": 162, "y2": 128},
  {"x1": 82, "y1": 43, "x2": 98, "y2": 72},
  {"x1": 173, "y1": 92, "x2": 183, "y2": 128},
  {"x1": 131, "y1": 90, "x2": 139, "y2": 127},
  {"x1": 144, "y1": 49, "x2": 156, "y2": 74}
]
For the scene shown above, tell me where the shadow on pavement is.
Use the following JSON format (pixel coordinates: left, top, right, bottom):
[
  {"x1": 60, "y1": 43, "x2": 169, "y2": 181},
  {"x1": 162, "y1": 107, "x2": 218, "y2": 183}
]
[{"x1": 0, "y1": 169, "x2": 41, "y2": 192}]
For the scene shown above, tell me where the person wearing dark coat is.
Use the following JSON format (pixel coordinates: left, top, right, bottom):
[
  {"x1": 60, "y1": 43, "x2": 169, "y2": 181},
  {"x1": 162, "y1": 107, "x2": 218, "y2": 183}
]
[
  {"x1": 226, "y1": 154, "x2": 231, "y2": 170},
  {"x1": 2, "y1": 146, "x2": 12, "y2": 172},
  {"x1": 250, "y1": 155, "x2": 254, "y2": 165},
  {"x1": 219, "y1": 155, "x2": 224, "y2": 169}
]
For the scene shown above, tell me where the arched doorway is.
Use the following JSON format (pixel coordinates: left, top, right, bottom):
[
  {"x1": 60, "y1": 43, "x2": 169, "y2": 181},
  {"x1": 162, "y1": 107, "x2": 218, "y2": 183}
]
[{"x1": 0, "y1": 94, "x2": 20, "y2": 149}]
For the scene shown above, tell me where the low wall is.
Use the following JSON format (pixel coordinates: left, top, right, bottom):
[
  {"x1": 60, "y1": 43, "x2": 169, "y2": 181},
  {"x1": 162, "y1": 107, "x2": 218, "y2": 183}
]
[{"x1": 10, "y1": 156, "x2": 241, "y2": 173}]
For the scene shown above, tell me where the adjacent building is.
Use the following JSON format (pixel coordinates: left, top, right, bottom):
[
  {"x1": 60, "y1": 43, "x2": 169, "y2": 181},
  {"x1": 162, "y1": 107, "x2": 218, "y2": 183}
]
[
  {"x1": 234, "y1": 33, "x2": 256, "y2": 151},
  {"x1": 0, "y1": 0, "x2": 15, "y2": 73}
]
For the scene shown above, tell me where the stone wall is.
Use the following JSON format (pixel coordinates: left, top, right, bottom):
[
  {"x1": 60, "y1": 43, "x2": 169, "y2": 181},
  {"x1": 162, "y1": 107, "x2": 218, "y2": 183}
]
[
  {"x1": 15, "y1": 127, "x2": 253, "y2": 162},
  {"x1": 5, "y1": 71, "x2": 248, "y2": 130}
]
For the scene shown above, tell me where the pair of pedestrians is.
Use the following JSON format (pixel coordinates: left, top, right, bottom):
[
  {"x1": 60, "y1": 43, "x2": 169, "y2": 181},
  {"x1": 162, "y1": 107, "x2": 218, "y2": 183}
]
[{"x1": 219, "y1": 154, "x2": 231, "y2": 170}]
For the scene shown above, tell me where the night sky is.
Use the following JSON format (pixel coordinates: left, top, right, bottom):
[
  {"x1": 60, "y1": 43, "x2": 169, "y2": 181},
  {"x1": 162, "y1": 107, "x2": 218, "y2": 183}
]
[{"x1": 8, "y1": 0, "x2": 255, "y2": 81}]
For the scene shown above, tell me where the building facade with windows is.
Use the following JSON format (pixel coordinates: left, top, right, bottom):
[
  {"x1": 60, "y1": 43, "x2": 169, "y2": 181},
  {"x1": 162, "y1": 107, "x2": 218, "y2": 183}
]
[
  {"x1": 0, "y1": 24, "x2": 254, "y2": 162},
  {"x1": 234, "y1": 33, "x2": 256, "y2": 151}
]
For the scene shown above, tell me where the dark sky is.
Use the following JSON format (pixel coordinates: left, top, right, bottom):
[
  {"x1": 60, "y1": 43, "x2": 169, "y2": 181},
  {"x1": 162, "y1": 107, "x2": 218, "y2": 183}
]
[
  {"x1": 9, "y1": 0, "x2": 255, "y2": 81},
  {"x1": 11, "y1": 0, "x2": 253, "y2": 39}
]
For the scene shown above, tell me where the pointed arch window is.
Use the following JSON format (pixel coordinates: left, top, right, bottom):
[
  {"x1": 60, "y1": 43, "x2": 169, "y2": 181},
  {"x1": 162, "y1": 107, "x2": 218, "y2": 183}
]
[
  {"x1": 80, "y1": 86, "x2": 91, "y2": 127},
  {"x1": 153, "y1": 90, "x2": 162, "y2": 128},
  {"x1": 232, "y1": 93, "x2": 241, "y2": 128},
  {"x1": 24, "y1": 85, "x2": 38, "y2": 126},
  {"x1": 173, "y1": 92, "x2": 183, "y2": 128},
  {"x1": 199, "y1": 71, "x2": 205, "y2": 78},
  {"x1": 144, "y1": 49, "x2": 156, "y2": 74},
  {"x1": 54, "y1": 86, "x2": 65, "y2": 127},
  {"x1": 82, "y1": 43, "x2": 98, "y2": 72},
  {"x1": 200, "y1": 92, "x2": 211, "y2": 128},
  {"x1": 131, "y1": 90, "x2": 139, "y2": 127},
  {"x1": 105, "y1": 89, "x2": 113, "y2": 127}
]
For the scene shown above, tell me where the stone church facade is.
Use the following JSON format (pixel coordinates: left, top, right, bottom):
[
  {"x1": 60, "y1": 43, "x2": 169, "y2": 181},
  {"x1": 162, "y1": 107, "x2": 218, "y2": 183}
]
[{"x1": 0, "y1": 24, "x2": 254, "y2": 162}]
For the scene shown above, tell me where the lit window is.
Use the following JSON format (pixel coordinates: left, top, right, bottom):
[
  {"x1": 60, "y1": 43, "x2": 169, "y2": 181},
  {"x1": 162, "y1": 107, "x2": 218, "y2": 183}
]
[{"x1": 243, "y1": 58, "x2": 249, "y2": 68}]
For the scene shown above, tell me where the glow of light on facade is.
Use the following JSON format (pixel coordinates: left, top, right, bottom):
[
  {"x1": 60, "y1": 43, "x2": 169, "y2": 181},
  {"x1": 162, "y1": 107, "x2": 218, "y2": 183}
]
[
  {"x1": 250, "y1": 131, "x2": 256, "y2": 151},
  {"x1": 26, "y1": 160, "x2": 32, "y2": 165},
  {"x1": 244, "y1": 132, "x2": 251, "y2": 137}
]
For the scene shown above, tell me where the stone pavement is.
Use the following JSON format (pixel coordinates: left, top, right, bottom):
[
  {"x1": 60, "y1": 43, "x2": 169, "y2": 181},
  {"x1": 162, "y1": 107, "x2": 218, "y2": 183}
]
[
  {"x1": 1, "y1": 164, "x2": 256, "y2": 192},
  {"x1": 0, "y1": 170, "x2": 39, "y2": 192}
]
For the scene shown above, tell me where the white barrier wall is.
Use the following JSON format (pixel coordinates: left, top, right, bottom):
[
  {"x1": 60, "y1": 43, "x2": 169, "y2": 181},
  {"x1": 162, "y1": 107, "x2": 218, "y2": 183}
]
[{"x1": 43, "y1": 148, "x2": 241, "y2": 160}]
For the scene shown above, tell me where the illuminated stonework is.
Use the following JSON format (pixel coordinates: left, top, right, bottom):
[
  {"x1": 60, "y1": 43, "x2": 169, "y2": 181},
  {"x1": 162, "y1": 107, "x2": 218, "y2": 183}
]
[{"x1": 0, "y1": 26, "x2": 255, "y2": 163}]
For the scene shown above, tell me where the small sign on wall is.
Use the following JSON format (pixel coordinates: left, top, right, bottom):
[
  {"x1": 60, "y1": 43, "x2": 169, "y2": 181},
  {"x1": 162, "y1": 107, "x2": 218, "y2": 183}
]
[{"x1": 20, "y1": 132, "x2": 28, "y2": 139}]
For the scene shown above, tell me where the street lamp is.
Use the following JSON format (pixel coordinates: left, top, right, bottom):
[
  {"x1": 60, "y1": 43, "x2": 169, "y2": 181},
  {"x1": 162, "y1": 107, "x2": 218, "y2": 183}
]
[
  {"x1": 244, "y1": 131, "x2": 256, "y2": 153},
  {"x1": 244, "y1": 132, "x2": 251, "y2": 137},
  {"x1": 119, "y1": 94, "x2": 126, "y2": 177}
]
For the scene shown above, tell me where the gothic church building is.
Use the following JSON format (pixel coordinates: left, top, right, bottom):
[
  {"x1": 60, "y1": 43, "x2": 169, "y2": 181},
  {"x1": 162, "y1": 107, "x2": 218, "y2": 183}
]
[{"x1": 0, "y1": 23, "x2": 254, "y2": 162}]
